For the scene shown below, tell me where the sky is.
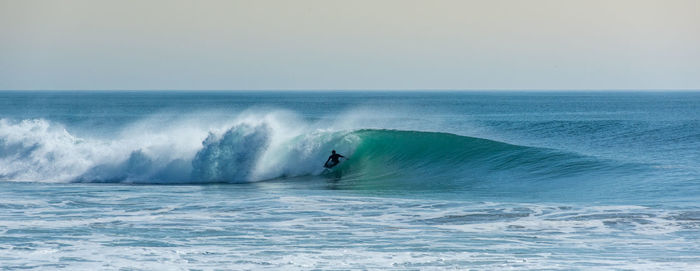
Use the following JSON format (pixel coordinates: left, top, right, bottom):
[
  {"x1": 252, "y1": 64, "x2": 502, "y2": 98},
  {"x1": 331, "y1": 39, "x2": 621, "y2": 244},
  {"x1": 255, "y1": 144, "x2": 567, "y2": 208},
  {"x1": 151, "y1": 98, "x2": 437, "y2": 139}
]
[{"x1": 1, "y1": 0, "x2": 698, "y2": 90}]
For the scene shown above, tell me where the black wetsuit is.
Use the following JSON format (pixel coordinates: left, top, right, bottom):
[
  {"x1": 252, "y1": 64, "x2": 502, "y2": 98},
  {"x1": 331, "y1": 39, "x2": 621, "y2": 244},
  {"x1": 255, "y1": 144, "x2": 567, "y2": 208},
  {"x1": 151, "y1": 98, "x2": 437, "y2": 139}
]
[
  {"x1": 325, "y1": 153, "x2": 344, "y2": 168},
  {"x1": 328, "y1": 153, "x2": 344, "y2": 163}
]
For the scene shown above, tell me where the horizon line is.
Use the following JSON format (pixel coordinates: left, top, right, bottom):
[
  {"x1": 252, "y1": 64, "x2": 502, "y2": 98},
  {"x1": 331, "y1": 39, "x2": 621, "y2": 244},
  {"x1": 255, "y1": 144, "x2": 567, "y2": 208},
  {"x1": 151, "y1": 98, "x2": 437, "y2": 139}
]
[{"x1": 2, "y1": 89, "x2": 699, "y2": 92}]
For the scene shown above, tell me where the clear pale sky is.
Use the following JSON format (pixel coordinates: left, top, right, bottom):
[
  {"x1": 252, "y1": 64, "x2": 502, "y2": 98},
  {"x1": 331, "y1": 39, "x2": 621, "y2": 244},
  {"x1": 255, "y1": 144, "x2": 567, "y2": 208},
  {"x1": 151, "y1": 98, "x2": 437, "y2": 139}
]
[{"x1": 1, "y1": 0, "x2": 698, "y2": 90}]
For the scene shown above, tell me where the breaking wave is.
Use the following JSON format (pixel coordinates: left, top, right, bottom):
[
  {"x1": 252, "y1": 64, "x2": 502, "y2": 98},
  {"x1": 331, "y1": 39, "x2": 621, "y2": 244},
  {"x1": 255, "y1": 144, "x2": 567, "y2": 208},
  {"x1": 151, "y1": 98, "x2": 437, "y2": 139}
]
[{"x1": 0, "y1": 112, "x2": 627, "y2": 185}]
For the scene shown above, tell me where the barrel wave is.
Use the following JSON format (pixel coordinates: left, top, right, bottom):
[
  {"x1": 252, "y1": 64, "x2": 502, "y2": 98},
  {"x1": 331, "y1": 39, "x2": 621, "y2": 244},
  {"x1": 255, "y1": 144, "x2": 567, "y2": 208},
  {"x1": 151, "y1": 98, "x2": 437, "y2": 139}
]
[{"x1": 0, "y1": 116, "x2": 625, "y2": 186}]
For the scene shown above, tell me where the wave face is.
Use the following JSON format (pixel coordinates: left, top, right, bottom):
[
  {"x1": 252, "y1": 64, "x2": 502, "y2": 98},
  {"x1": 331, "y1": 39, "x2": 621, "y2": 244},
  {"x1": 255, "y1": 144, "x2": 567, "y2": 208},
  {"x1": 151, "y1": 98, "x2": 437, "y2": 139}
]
[
  {"x1": 0, "y1": 112, "x2": 625, "y2": 186},
  {"x1": 326, "y1": 129, "x2": 625, "y2": 191}
]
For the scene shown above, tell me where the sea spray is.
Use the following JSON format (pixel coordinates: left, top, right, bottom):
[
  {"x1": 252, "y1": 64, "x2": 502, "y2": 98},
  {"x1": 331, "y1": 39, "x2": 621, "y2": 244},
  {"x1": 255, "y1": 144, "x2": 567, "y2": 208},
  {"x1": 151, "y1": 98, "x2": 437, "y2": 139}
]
[
  {"x1": 191, "y1": 123, "x2": 271, "y2": 183},
  {"x1": 0, "y1": 114, "x2": 630, "y2": 185}
]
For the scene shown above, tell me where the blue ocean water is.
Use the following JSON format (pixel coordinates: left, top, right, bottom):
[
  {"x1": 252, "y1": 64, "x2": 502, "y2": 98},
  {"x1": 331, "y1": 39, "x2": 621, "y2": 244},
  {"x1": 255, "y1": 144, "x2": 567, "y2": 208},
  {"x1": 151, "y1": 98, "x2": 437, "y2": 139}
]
[{"x1": 1, "y1": 91, "x2": 698, "y2": 269}]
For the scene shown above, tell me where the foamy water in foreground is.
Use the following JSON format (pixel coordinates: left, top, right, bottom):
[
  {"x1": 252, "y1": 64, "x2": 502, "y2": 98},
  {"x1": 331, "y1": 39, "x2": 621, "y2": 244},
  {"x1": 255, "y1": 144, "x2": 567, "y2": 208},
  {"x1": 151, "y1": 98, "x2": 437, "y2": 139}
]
[{"x1": 2, "y1": 183, "x2": 699, "y2": 270}]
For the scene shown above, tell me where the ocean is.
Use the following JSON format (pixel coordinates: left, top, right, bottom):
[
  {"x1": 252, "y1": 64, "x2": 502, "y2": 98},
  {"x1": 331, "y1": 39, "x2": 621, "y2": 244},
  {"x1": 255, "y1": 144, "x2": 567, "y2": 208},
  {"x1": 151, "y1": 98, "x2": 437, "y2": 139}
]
[{"x1": 1, "y1": 91, "x2": 698, "y2": 269}]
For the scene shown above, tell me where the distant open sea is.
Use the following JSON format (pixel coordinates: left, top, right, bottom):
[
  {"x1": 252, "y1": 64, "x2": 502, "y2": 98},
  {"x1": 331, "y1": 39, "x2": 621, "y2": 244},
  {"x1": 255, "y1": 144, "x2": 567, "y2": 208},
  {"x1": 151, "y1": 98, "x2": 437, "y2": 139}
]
[{"x1": 1, "y1": 91, "x2": 699, "y2": 269}]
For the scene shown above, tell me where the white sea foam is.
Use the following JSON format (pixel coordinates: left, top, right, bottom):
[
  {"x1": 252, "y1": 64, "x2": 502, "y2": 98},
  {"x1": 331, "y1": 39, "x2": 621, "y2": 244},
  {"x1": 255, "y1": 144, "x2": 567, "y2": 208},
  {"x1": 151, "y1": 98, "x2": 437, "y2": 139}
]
[
  {"x1": 0, "y1": 111, "x2": 364, "y2": 183},
  {"x1": 1, "y1": 187, "x2": 698, "y2": 270}
]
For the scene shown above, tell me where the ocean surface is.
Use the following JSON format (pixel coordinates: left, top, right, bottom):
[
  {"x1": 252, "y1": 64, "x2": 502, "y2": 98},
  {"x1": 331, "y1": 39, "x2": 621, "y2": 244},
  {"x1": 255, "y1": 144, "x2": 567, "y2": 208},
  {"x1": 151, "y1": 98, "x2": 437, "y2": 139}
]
[{"x1": 1, "y1": 91, "x2": 699, "y2": 270}]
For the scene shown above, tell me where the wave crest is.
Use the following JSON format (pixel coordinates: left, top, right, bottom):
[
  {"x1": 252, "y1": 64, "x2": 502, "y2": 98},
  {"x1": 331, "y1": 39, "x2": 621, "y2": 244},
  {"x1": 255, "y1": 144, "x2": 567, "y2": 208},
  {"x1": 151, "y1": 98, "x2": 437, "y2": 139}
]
[{"x1": 0, "y1": 113, "x2": 622, "y2": 184}]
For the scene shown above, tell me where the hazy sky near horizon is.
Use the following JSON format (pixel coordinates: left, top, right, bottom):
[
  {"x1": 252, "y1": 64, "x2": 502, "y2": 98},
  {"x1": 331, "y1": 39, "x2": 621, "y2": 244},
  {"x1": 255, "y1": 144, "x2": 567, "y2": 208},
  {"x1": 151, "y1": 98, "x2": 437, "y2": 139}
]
[{"x1": 1, "y1": 0, "x2": 698, "y2": 90}]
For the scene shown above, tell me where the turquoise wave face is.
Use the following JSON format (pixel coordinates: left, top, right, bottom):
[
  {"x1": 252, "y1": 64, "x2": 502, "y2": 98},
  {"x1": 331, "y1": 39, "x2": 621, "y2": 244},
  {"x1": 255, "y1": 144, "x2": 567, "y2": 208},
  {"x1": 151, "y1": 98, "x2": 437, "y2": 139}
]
[{"x1": 321, "y1": 129, "x2": 633, "y2": 193}]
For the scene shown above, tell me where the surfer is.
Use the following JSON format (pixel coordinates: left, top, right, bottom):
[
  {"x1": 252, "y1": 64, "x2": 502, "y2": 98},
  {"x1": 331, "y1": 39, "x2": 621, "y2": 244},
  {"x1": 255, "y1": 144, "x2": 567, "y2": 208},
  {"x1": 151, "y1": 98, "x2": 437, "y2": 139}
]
[{"x1": 324, "y1": 150, "x2": 346, "y2": 168}]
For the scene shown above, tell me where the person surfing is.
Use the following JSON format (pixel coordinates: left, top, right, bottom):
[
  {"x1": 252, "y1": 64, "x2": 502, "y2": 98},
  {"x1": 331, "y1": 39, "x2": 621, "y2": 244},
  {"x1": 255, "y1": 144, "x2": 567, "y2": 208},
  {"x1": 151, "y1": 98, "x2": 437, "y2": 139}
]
[{"x1": 324, "y1": 150, "x2": 347, "y2": 168}]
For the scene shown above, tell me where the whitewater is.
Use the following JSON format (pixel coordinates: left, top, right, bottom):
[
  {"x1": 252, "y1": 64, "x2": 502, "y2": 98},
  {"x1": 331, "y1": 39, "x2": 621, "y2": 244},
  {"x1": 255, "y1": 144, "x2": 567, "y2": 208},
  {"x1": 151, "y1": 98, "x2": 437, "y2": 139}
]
[{"x1": 1, "y1": 91, "x2": 699, "y2": 269}]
